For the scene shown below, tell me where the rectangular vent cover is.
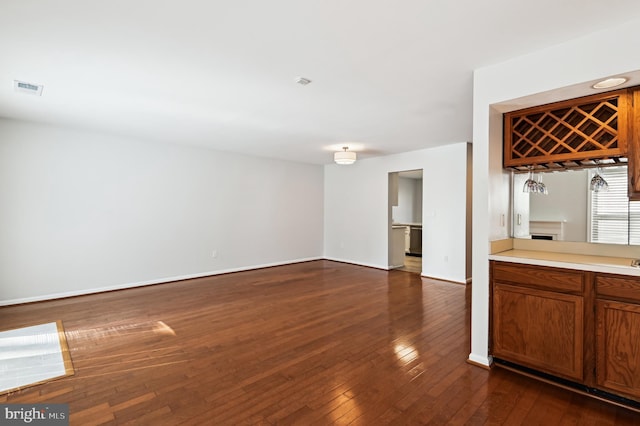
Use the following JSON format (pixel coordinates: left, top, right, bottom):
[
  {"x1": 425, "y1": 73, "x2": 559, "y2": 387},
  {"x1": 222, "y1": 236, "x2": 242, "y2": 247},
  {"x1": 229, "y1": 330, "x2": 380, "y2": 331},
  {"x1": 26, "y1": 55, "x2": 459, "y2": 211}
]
[{"x1": 14, "y1": 80, "x2": 44, "y2": 96}]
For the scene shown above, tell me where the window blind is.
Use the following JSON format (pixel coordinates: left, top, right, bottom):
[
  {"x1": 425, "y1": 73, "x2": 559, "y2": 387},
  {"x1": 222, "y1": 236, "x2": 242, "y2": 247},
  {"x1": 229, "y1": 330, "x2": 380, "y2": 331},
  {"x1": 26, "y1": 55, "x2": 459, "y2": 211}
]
[{"x1": 589, "y1": 166, "x2": 640, "y2": 244}]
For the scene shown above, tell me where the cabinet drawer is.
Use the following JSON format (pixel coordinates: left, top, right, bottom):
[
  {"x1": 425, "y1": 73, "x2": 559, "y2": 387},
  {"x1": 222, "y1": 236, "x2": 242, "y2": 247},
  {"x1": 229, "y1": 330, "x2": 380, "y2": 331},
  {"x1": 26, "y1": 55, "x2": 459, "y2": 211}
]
[
  {"x1": 493, "y1": 262, "x2": 584, "y2": 294},
  {"x1": 596, "y1": 274, "x2": 640, "y2": 303}
]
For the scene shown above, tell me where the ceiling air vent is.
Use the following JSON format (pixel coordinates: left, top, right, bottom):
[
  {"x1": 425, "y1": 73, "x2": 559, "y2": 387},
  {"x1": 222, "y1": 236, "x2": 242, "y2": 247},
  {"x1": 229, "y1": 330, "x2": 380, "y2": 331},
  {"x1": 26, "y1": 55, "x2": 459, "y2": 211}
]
[
  {"x1": 295, "y1": 77, "x2": 312, "y2": 85},
  {"x1": 14, "y1": 80, "x2": 44, "y2": 96}
]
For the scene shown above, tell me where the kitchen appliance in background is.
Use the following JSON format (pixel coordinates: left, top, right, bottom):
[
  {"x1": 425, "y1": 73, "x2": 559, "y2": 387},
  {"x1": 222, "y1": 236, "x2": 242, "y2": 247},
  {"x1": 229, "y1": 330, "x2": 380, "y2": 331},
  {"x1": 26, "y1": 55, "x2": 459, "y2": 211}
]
[{"x1": 408, "y1": 225, "x2": 422, "y2": 256}]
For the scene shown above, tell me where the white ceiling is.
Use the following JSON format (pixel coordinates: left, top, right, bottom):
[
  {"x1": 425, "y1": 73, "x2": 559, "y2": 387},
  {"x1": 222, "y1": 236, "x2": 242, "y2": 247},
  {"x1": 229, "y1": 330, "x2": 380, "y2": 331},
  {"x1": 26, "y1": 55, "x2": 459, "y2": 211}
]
[{"x1": 2, "y1": 1, "x2": 640, "y2": 165}]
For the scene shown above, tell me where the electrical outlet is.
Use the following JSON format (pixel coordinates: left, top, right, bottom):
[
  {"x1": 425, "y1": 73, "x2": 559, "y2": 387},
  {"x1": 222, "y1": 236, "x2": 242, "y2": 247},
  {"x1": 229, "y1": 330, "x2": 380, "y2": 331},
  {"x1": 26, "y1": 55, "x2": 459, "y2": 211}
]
[{"x1": 212, "y1": 250, "x2": 218, "y2": 259}]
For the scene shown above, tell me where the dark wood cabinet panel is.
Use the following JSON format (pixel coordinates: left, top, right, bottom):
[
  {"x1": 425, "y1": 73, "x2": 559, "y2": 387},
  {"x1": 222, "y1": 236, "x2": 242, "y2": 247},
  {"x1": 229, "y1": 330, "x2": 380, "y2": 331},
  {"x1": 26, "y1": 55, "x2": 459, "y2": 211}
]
[
  {"x1": 629, "y1": 89, "x2": 640, "y2": 200},
  {"x1": 596, "y1": 299, "x2": 640, "y2": 399},
  {"x1": 493, "y1": 282, "x2": 584, "y2": 381},
  {"x1": 596, "y1": 274, "x2": 640, "y2": 303},
  {"x1": 493, "y1": 262, "x2": 584, "y2": 294}
]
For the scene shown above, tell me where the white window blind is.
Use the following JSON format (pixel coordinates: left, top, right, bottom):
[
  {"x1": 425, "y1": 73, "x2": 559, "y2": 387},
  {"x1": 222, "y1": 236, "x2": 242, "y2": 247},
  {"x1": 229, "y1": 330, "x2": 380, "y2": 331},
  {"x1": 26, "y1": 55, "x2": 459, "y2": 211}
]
[{"x1": 589, "y1": 166, "x2": 640, "y2": 244}]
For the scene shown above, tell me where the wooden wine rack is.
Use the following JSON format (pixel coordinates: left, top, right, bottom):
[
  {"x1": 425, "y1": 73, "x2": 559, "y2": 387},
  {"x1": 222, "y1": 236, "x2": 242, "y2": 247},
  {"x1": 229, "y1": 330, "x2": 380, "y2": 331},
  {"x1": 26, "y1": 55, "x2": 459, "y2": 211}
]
[{"x1": 504, "y1": 89, "x2": 630, "y2": 170}]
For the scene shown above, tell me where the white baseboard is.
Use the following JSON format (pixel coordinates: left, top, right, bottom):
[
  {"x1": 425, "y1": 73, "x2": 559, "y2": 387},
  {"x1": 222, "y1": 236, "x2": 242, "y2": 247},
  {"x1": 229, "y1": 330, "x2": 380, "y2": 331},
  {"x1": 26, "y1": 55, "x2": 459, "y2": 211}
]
[
  {"x1": 467, "y1": 353, "x2": 493, "y2": 367},
  {"x1": 420, "y1": 273, "x2": 468, "y2": 285},
  {"x1": 1, "y1": 257, "x2": 469, "y2": 306},
  {"x1": 322, "y1": 257, "x2": 388, "y2": 270},
  {"x1": 0, "y1": 257, "x2": 322, "y2": 306}
]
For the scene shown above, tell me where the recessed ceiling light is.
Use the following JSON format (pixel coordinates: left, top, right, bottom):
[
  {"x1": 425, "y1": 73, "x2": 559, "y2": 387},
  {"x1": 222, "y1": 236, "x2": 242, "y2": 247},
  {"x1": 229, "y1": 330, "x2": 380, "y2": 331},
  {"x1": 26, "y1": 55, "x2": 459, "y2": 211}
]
[
  {"x1": 14, "y1": 80, "x2": 44, "y2": 96},
  {"x1": 592, "y1": 77, "x2": 628, "y2": 89},
  {"x1": 295, "y1": 77, "x2": 312, "y2": 85}
]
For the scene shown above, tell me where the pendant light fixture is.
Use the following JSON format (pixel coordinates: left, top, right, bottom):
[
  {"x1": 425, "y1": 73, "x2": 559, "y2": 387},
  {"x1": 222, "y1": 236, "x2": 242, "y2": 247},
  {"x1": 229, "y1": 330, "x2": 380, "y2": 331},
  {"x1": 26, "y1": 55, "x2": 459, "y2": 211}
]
[{"x1": 334, "y1": 147, "x2": 356, "y2": 165}]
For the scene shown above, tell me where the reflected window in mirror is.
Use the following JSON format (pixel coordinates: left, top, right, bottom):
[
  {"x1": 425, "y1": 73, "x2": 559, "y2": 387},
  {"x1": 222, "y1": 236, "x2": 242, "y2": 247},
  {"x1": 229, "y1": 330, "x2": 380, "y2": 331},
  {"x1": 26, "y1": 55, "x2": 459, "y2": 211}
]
[{"x1": 589, "y1": 166, "x2": 640, "y2": 245}]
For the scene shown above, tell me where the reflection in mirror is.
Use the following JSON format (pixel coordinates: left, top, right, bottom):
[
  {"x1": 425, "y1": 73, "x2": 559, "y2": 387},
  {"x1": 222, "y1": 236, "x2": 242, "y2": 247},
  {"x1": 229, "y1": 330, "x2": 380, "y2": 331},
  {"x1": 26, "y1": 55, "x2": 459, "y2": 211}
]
[{"x1": 512, "y1": 165, "x2": 640, "y2": 245}]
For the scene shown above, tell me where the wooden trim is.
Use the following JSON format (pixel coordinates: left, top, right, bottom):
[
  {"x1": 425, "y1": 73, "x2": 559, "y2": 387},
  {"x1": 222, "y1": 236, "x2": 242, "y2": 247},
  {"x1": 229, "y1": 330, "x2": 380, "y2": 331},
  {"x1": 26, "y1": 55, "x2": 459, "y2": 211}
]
[
  {"x1": 55, "y1": 320, "x2": 75, "y2": 377},
  {"x1": 629, "y1": 88, "x2": 640, "y2": 199},
  {"x1": 583, "y1": 271, "x2": 596, "y2": 387},
  {"x1": 0, "y1": 321, "x2": 75, "y2": 395},
  {"x1": 506, "y1": 89, "x2": 628, "y2": 122}
]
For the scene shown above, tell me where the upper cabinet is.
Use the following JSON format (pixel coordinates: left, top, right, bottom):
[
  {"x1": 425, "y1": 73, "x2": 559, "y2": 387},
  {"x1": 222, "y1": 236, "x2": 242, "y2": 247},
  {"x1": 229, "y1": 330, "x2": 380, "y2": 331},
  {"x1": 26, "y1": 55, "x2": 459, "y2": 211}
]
[
  {"x1": 628, "y1": 89, "x2": 640, "y2": 200},
  {"x1": 504, "y1": 89, "x2": 631, "y2": 170},
  {"x1": 504, "y1": 87, "x2": 640, "y2": 200}
]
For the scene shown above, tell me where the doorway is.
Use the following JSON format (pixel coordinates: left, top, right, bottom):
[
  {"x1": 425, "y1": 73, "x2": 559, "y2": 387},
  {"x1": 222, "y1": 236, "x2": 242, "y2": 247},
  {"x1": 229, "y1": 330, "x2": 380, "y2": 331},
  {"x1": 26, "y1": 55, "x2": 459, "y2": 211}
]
[{"x1": 388, "y1": 169, "x2": 423, "y2": 274}]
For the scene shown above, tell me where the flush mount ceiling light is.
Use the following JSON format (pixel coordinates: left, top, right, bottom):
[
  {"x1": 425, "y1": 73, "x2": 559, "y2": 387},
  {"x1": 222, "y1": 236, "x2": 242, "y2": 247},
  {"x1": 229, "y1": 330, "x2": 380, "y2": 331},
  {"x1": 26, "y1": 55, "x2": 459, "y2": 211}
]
[
  {"x1": 334, "y1": 147, "x2": 356, "y2": 165},
  {"x1": 592, "y1": 77, "x2": 628, "y2": 89},
  {"x1": 14, "y1": 80, "x2": 44, "y2": 96}
]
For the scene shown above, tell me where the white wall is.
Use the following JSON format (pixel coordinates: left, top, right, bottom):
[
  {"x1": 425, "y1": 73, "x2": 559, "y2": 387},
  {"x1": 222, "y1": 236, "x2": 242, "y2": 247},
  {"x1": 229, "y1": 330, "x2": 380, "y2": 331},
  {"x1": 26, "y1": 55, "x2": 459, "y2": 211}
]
[
  {"x1": 471, "y1": 18, "x2": 640, "y2": 366},
  {"x1": 324, "y1": 142, "x2": 470, "y2": 283},
  {"x1": 529, "y1": 170, "x2": 588, "y2": 242},
  {"x1": 0, "y1": 119, "x2": 324, "y2": 304},
  {"x1": 392, "y1": 177, "x2": 421, "y2": 224}
]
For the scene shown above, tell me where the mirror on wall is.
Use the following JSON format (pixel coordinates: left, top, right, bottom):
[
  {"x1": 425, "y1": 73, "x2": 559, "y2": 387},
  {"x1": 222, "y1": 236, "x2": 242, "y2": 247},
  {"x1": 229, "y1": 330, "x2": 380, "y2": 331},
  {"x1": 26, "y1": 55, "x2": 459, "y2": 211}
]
[{"x1": 511, "y1": 165, "x2": 640, "y2": 245}]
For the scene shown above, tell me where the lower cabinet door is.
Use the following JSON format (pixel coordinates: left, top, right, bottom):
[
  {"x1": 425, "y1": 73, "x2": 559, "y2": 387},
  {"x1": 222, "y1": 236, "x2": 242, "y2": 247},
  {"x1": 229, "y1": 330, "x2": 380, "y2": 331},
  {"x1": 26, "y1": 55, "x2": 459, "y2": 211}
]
[
  {"x1": 596, "y1": 299, "x2": 640, "y2": 399},
  {"x1": 493, "y1": 283, "x2": 584, "y2": 381}
]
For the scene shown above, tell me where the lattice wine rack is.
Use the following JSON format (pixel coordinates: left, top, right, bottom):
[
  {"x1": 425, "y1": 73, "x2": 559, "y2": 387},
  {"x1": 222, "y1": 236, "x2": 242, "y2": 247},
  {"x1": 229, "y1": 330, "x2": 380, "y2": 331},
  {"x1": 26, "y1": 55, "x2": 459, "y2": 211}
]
[{"x1": 504, "y1": 89, "x2": 630, "y2": 171}]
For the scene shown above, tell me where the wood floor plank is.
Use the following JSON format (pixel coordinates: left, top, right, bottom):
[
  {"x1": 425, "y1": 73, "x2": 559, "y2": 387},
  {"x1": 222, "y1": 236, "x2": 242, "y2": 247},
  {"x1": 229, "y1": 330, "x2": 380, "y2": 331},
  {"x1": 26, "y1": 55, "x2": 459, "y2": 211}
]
[{"x1": 1, "y1": 260, "x2": 638, "y2": 424}]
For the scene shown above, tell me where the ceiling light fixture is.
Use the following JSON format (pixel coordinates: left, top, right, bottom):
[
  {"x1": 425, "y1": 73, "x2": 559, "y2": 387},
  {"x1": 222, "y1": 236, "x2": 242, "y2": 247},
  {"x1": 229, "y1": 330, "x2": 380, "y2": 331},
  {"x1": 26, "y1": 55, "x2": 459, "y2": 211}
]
[
  {"x1": 295, "y1": 77, "x2": 312, "y2": 85},
  {"x1": 334, "y1": 147, "x2": 356, "y2": 165},
  {"x1": 592, "y1": 77, "x2": 628, "y2": 89}
]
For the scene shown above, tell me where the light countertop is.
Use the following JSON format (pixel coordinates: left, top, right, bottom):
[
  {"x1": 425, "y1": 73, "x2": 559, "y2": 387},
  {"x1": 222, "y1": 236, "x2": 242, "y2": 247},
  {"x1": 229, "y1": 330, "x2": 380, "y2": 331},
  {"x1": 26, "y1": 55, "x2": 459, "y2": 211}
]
[{"x1": 489, "y1": 249, "x2": 640, "y2": 277}]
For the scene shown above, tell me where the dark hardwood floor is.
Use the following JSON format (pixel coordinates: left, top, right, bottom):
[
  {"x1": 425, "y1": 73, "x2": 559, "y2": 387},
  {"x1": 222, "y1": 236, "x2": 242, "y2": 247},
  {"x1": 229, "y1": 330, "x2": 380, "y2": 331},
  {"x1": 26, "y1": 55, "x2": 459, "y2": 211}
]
[
  {"x1": 397, "y1": 255, "x2": 422, "y2": 274},
  {"x1": 1, "y1": 260, "x2": 638, "y2": 425}
]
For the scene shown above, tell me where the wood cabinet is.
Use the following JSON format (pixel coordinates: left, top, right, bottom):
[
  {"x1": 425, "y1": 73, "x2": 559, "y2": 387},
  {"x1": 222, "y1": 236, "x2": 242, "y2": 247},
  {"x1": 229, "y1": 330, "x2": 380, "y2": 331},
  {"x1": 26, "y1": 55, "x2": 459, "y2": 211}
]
[
  {"x1": 491, "y1": 262, "x2": 586, "y2": 381},
  {"x1": 491, "y1": 261, "x2": 640, "y2": 407},
  {"x1": 504, "y1": 90, "x2": 630, "y2": 170},
  {"x1": 493, "y1": 283, "x2": 584, "y2": 380},
  {"x1": 504, "y1": 86, "x2": 640, "y2": 200},
  {"x1": 595, "y1": 274, "x2": 640, "y2": 399},
  {"x1": 628, "y1": 89, "x2": 640, "y2": 200}
]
